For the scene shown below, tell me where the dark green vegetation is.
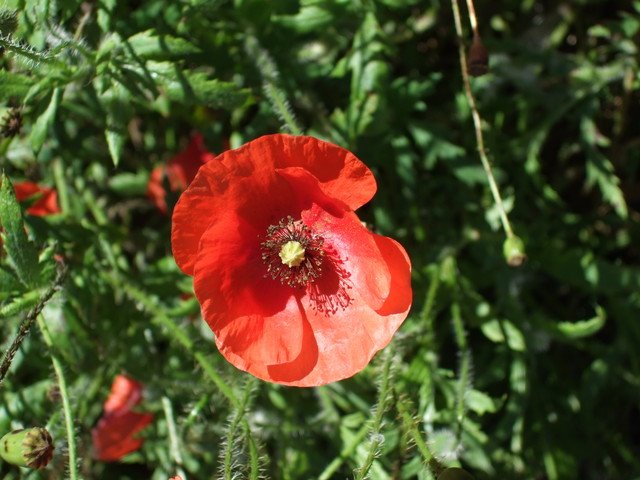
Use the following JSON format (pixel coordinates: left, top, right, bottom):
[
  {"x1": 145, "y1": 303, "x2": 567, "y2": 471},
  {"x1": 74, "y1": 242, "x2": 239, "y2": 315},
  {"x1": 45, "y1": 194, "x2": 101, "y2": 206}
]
[{"x1": 1, "y1": 0, "x2": 640, "y2": 478}]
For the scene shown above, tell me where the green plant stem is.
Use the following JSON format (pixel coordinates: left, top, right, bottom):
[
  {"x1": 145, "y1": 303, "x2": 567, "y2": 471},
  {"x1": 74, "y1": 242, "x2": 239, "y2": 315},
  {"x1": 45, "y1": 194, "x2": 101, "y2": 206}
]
[
  {"x1": 37, "y1": 313, "x2": 80, "y2": 480},
  {"x1": 396, "y1": 395, "x2": 442, "y2": 478},
  {"x1": 451, "y1": 300, "x2": 471, "y2": 439},
  {"x1": 355, "y1": 349, "x2": 395, "y2": 480},
  {"x1": 162, "y1": 396, "x2": 186, "y2": 480},
  {"x1": 450, "y1": 0, "x2": 514, "y2": 239},
  {"x1": 222, "y1": 378, "x2": 256, "y2": 480},
  {"x1": 0, "y1": 265, "x2": 67, "y2": 388},
  {"x1": 244, "y1": 36, "x2": 303, "y2": 135},
  {"x1": 52, "y1": 159, "x2": 71, "y2": 213},
  {"x1": 318, "y1": 423, "x2": 370, "y2": 480}
]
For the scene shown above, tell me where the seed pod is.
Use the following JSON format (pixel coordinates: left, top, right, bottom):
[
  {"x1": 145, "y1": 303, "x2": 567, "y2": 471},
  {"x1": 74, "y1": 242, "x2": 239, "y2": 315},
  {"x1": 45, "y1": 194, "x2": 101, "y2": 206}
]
[
  {"x1": 467, "y1": 34, "x2": 489, "y2": 77},
  {"x1": 503, "y1": 235, "x2": 527, "y2": 267},
  {"x1": 0, "y1": 427, "x2": 54, "y2": 469}
]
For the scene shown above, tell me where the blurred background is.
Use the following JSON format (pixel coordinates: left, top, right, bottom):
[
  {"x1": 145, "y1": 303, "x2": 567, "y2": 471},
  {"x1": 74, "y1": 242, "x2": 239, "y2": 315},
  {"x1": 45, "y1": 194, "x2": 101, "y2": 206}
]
[{"x1": 0, "y1": 0, "x2": 639, "y2": 478}]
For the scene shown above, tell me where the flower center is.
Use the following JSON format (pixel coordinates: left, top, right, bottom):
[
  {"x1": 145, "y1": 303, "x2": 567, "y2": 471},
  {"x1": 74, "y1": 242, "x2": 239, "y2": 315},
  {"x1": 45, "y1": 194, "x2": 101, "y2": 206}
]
[
  {"x1": 279, "y1": 240, "x2": 306, "y2": 267},
  {"x1": 261, "y1": 216, "x2": 325, "y2": 288}
]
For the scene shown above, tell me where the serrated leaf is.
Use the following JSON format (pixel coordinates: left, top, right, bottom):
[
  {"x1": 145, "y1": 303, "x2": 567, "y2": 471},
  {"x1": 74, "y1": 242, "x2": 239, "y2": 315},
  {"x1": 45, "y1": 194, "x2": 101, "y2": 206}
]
[
  {"x1": 0, "y1": 71, "x2": 34, "y2": 100},
  {"x1": 148, "y1": 62, "x2": 250, "y2": 109},
  {"x1": 0, "y1": 175, "x2": 40, "y2": 288},
  {"x1": 30, "y1": 88, "x2": 62, "y2": 154},
  {"x1": 0, "y1": 289, "x2": 40, "y2": 319},
  {"x1": 125, "y1": 29, "x2": 201, "y2": 60},
  {"x1": 555, "y1": 306, "x2": 606, "y2": 339}
]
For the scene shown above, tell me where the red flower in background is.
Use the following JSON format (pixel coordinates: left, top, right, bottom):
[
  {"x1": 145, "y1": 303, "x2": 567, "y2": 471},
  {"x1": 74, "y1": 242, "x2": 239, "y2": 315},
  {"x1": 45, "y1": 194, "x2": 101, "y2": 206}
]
[
  {"x1": 171, "y1": 134, "x2": 412, "y2": 387},
  {"x1": 92, "y1": 375, "x2": 153, "y2": 462},
  {"x1": 14, "y1": 182, "x2": 60, "y2": 216},
  {"x1": 147, "y1": 133, "x2": 216, "y2": 213}
]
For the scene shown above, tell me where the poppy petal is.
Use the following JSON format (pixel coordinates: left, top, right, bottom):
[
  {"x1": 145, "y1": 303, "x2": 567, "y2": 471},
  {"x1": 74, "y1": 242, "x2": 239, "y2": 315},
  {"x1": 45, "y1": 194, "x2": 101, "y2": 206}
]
[
  {"x1": 172, "y1": 134, "x2": 377, "y2": 275},
  {"x1": 92, "y1": 411, "x2": 153, "y2": 461},
  {"x1": 193, "y1": 211, "x2": 305, "y2": 367},
  {"x1": 221, "y1": 134, "x2": 376, "y2": 211},
  {"x1": 103, "y1": 374, "x2": 143, "y2": 416},
  {"x1": 13, "y1": 182, "x2": 60, "y2": 216}
]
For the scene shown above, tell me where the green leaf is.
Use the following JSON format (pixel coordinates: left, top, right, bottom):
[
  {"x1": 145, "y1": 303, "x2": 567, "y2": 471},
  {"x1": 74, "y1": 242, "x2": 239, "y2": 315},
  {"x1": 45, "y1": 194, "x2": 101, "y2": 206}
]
[
  {"x1": 0, "y1": 71, "x2": 35, "y2": 101},
  {"x1": 0, "y1": 175, "x2": 40, "y2": 288},
  {"x1": 437, "y1": 467, "x2": 474, "y2": 480},
  {"x1": 105, "y1": 123, "x2": 125, "y2": 167},
  {"x1": 555, "y1": 306, "x2": 606, "y2": 339},
  {"x1": 581, "y1": 117, "x2": 627, "y2": 218},
  {"x1": 108, "y1": 171, "x2": 150, "y2": 196},
  {"x1": 30, "y1": 88, "x2": 63, "y2": 155},
  {"x1": 125, "y1": 29, "x2": 201, "y2": 60},
  {"x1": 148, "y1": 62, "x2": 250, "y2": 109}
]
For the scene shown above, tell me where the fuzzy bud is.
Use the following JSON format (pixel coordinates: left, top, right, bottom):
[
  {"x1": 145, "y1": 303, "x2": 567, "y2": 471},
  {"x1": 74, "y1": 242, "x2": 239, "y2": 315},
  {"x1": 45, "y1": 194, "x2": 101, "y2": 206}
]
[
  {"x1": 0, "y1": 9, "x2": 19, "y2": 36},
  {"x1": 467, "y1": 34, "x2": 489, "y2": 77},
  {"x1": 0, "y1": 428, "x2": 54, "y2": 469},
  {"x1": 503, "y1": 235, "x2": 527, "y2": 267}
]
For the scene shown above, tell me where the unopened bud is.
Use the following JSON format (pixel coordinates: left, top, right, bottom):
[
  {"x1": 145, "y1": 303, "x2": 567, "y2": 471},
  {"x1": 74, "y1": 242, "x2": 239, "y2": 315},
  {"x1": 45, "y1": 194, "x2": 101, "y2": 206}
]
[
  {"x1": 467, "y1": 34, "x2": 489, "y2": 77},
  {"x1": 503, "y1": 235, "x2": 526, "y2": 267},
  {"x1": 0, "y1": 9, "x2": 19, "y2": 36},
  {"x1": 0, "y1": 427, "x2": 54, "y2": 469}
]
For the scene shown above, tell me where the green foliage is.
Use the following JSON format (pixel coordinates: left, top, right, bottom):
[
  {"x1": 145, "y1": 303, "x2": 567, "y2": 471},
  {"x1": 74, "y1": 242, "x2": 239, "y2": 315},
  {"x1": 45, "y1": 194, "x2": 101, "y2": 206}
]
[
  {"x1": 1, "y1": 0, "x2": 639, "y2": 479},
  {"x1": 0, "y1": 175, "x2": 40, "y2": 288}
]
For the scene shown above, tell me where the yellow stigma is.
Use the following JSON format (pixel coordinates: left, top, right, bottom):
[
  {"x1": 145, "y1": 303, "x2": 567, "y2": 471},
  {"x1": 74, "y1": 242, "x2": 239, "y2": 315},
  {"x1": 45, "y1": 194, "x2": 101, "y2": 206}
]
[{"x1": 279, "y1": 240, "x2": 306, "y2": 267}]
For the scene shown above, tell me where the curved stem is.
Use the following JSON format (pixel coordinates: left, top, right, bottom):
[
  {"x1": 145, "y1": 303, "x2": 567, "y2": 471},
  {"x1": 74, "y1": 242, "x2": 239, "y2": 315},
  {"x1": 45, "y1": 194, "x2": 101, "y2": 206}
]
[{"x1": 450, "y1": 0, "x2": 515, "y2": 239}]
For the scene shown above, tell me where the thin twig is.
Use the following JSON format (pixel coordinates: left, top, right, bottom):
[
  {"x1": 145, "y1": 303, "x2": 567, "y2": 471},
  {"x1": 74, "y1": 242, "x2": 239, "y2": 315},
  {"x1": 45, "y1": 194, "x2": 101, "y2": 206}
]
[
  {"x1": 0, "y1": 264, "x2": 68, "y2": 387},
  {"x1": 450, "y1": 0, "x2": 514, "y2": 239}
]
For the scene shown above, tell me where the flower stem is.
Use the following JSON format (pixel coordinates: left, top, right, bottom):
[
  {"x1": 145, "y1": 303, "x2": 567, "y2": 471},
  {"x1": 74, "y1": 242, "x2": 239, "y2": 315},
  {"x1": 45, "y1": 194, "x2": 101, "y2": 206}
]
[
  {"x1": 37, "y1": 313, "x2": 80, "y2": 480},
  {"x1": 244, "y1": 36, "x2": 304, "y2": 135},
  {"x1": 450, "y1": 0, "x2": 515, "y2": 240},
  {"x1": 162, "y1": 396, "x2": 187, "y2": 480},
  {"x1": 221, "y1": 377, "x2": 257, "y2": 480},
  {"x1": 354, "y1": 348, "x2": 395, "y2": 480},
  {"x1": 0, "y1": 264, "x2": 67, "y2": 388}
]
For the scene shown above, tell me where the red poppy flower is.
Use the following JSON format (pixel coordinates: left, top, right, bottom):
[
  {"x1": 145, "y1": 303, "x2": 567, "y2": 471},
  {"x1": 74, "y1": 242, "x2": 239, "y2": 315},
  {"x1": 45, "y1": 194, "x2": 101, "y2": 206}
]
[
  {"x1": 92, "y1": 375, "x2": 153, "y2": 462},
  {"x1": 171, "y1": 134, "x2": 412, "y2": 387},
  {"x1": 13, "y1": 182, "x2": 60, "y2": 216},
  {"x1": 147, "y1": 133, "x2": 216, "y2": 213}
]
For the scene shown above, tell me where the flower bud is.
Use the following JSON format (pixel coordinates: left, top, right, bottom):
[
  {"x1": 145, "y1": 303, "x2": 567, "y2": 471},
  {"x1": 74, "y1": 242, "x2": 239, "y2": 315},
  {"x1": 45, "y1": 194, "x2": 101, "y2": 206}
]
[
  {"x1": 467, "y1": 34, "x2": 489, "y2": 77},
  {"x1": 0, "y1": 427, "x2": 54, "y2": 469},
  {"x1": 503, "y1": 235, "x2": 527, "y2": 267}
]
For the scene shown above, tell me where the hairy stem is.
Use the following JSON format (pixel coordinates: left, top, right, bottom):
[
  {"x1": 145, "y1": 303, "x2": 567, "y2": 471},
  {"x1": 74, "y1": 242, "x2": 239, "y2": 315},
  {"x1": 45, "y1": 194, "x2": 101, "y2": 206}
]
[
  {"x1": 355, "y1": 349, "x2": 395, "y2": 480},
  {"x1": 37, "y1": 313, "x2": 80, "y2": 480},
  {"x1": 0, "y1": 264, "x2": 67, "y2": 387}
]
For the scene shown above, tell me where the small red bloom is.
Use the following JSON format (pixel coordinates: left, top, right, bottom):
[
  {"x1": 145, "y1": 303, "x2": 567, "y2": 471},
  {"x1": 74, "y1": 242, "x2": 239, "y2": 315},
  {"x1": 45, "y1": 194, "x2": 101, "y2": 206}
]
[
  {"x1": 13, "y1": 182, "x2": 60, "y2": 216},
  {"x1": 147, "y1": 133, "x2": 216, "y2": 213},
  {"x1": 171, "y1": 134, "x2": 412, "y2": 386},
  {"x1": 92, "y1": 375, "x2": 153, "y2": 462}
]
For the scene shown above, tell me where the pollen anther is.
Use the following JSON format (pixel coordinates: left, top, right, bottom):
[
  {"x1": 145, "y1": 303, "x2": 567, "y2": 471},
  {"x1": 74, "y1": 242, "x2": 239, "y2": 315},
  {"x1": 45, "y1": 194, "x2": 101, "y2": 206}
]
[{"x1": 261, "y1": 216, "x2": 325, "y2": 288}]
